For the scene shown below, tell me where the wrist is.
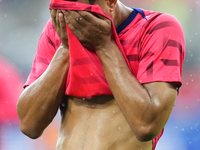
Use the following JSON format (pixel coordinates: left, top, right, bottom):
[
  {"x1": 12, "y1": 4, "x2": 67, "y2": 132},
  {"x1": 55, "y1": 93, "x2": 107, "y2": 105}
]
[
  {"x1": 96, "y1": 40, "x2": 117, "y2": 57},
  {"x1": 54, "y1": 45, "x2": 70, "y2": 64}
]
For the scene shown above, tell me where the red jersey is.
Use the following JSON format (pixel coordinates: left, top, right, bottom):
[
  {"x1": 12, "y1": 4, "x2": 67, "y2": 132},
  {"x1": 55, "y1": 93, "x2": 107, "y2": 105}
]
[{"x1": 25, "y1": 2, "x2": 185, "y2": 149}]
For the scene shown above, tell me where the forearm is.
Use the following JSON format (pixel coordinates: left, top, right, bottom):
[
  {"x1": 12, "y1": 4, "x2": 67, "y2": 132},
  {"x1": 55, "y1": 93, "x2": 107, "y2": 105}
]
[
  {"x1": 17, "y1": 47, "x2": 69, "y2": 139},
  {"x1": 96, "y1": 41, "x2": 150, "y2": 119},
  {"x1": 96, "y1": 41, "x2": 174, "y2": 141}
]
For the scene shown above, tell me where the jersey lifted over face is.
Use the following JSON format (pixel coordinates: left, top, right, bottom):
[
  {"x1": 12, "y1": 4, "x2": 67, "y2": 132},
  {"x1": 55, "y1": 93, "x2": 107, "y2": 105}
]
[{"x1": 25, "y1": 2, "x2": 185, "y2": 99}]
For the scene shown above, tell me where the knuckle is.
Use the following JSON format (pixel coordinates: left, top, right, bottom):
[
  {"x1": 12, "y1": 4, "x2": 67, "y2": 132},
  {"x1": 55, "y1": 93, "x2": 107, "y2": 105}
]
[
  {"x1": 75, "y1": 14, "x2": 81, "y2": 20},
  {"x1": 83, "y1": 14, "x2": 88, "y2": 18}
]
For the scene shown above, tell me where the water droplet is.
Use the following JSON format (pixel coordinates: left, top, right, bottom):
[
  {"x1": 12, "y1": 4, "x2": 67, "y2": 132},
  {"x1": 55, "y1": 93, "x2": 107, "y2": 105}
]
[
  {"x1": 182, "y1": 128, "x2": 185, "y2": 131},
  {"x1": 113, "y1": 111, "x2": 115, "y2": 113},
  {"x1": 87, "y1": 96, "x2": 92, "y2": 99},
  {"x1": 61, "y1": 103, "x2": 65, "y2": 107},
  {"x1": 118, "y1": 127, "x2": 121, "y2": 130},
  {"x1": 91, "y1": 73, "x2": 93, "y2": 75},
  {"x1": 83, "y1": 98, "x2": 85, "y2": 100}
]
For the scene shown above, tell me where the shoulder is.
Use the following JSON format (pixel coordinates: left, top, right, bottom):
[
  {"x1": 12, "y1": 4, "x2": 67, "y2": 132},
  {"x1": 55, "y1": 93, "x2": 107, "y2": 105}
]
[
  {"x1": 41, "y1": 18, "x2": 56, "y2": 36},
  {"x1": 143, "y1": 11, "x2": 184, "y2": 37},
  {"x1": 38, "y1": 18, "x2": 61, "y2": 51}
]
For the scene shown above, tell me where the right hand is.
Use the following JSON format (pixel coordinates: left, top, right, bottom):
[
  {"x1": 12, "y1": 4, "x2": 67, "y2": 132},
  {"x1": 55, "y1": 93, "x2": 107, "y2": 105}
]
[{"x1": 50, "y1": 9, "x2": 69, "y2": 49}]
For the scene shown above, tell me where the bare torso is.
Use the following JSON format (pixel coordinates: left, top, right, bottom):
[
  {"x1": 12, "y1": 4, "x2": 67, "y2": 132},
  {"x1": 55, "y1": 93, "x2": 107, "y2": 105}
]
[{"x1": 56, "y1": 95, "x2": 152, "y2": 150}]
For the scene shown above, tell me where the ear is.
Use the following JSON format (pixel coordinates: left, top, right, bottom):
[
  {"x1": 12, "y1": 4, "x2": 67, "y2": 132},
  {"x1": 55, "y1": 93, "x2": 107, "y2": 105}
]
[{"x1": 107, "y1": 0, "x2": 117, "y2": 12}]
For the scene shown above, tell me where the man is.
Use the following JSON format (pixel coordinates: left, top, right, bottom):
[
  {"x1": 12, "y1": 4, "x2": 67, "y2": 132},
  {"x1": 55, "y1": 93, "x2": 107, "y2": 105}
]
[{"x1": 17, "y1": 0, "x2": 185, "y2": 149}]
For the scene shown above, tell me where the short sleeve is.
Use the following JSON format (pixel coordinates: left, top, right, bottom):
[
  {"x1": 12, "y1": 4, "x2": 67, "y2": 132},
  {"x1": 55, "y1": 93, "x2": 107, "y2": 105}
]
[
  {"x1": 137, "y1": 13, "x2": 185, "y2": 87},
  {"x1": 24, "y1": 19, "x2": 60, "y2": 87}
]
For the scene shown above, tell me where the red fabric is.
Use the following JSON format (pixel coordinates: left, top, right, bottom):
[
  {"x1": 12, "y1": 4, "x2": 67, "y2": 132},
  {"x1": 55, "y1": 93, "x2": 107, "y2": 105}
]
[
  {"x1": 25, "y1": 2, "x2": 185, "y2": 99},
  {"x1": 49, "y1": 1, "x2": 132, "y2": 98},
  {"x1": 152, "y1": 129, "x2": 164, "y2": 150},
  {"x1": 0, "y1": 56, "x2": 24, "y2": 123}
]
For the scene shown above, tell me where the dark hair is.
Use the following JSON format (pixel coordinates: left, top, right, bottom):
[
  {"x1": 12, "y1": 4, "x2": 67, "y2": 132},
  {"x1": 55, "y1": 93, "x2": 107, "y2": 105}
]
[{"x1": 66, "y1": 0, "x2": 96, "y2": 4}]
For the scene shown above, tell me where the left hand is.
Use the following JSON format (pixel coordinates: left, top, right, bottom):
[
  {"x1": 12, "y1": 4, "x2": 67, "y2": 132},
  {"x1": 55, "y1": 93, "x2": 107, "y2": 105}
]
[{"x1": 62, "y1": 10, "x2": 112, "y2": 51}]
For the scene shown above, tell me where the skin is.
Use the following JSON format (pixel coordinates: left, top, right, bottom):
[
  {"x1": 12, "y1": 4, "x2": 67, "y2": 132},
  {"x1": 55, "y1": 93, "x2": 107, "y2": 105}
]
[{"x1": 17, "y1": 0, "x2": 179, "y2": 149}]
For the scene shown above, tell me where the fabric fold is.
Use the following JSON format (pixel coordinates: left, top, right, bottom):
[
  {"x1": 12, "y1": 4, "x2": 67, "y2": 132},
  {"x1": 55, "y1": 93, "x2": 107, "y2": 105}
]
[{"x1": 49, "y1": 1, "x2": 132, "y2": 98}]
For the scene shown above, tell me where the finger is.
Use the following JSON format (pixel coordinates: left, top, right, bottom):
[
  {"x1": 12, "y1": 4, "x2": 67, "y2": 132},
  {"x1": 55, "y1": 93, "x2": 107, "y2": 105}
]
[
  {"x1": 79, "y1": 11, "x2": 111, "y2": 34},
  {"x1": 63, "y1": 10, "x2": 88, "y2": 27},
  {"x1": 64, "y1": 12, "x2": 82, "y2": 39},
  {"x1": 50, "y1": 9, "x2": 56, "y2": 21},
  {"x1": 76, "y1": 11, "x2": 91, "y2": 27},
  {"x1": 78, "y1": 11, "x2": 99, "y2": 24},
  {"x1": 59, "y1": 13, "x2": 67, "y2": 35},
  {"x1": 95, "y1": 13, "x2": 111, "y2": 25},
  {"x1": 61, "y1": 10, "x2": 68, "y2": 20},
  {"x1": 56, "y1": 10, "x2": 62, "y2": 26},
  {"x1": 50, "y1": 9, "x2": 57, "y2": 27},
  {"x1": 65, "y1": 10, "x2": 84, "y2": 31}
]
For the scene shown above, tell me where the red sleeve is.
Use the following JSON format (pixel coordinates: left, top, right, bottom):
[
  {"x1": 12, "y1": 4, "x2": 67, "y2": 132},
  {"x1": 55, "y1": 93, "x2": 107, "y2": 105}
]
[
  {"x1": 137, "y1": 13, "x2": 185, "y2": 87},
  {"x1": 24, "y1": 19, "x2": 60, "y2": 87}
]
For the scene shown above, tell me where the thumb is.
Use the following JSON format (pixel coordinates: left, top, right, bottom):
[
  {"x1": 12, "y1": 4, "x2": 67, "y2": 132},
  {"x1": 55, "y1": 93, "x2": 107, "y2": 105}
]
[{"x1": 96, "y1": 14, "x2": 112, "y2": 25}]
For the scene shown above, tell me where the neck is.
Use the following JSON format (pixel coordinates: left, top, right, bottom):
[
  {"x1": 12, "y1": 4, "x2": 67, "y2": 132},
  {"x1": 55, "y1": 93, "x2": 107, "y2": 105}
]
[{"x1": 113, "y1": 1, "x2": 133, "y2": 28}]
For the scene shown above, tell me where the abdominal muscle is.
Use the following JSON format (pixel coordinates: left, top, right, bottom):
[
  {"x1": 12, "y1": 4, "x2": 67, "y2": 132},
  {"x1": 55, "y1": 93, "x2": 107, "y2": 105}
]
[{"x1": 56, "y1": 95, "x2": 152, "y2": 150}]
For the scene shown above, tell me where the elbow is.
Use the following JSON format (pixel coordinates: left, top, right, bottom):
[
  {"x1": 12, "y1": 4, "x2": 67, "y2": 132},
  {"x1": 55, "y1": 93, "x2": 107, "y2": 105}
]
[
  {"x1": 135, "y1": 124, "x2": 162, "y2": 142},
  {"x1": 19, "y1": 122, "x2": 42, "y2": 139}
]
